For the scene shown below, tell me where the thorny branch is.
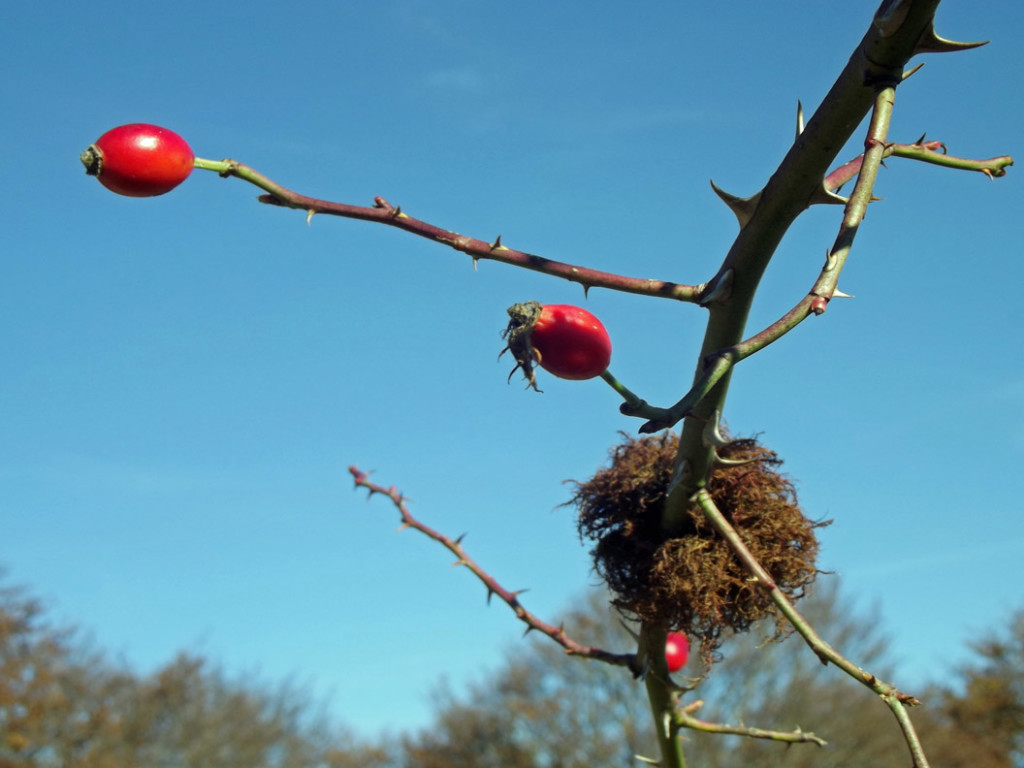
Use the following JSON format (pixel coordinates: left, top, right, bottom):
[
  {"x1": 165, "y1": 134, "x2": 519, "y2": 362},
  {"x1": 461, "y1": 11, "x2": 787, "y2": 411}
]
[
  {"x1": 192, "y1": 157, "x2": 704, "y2": 303},
  {"x1": 179, "y1": 4, "x2": 1013, "y2": 768},
  {"x1": 614, "y1": 135, "x2": 1013, "y2": 433},
  {"x1": 675, "y1": 699, "x2": 827, "y2": 747},
  {"x1": 347, "y1": 466, "x2": 636, "y2": 670},
  {"x1": 351, "y1": 464, "x2": 831, "y2": 761},
  {"x1": 692, "y1": 488, "x2": 930, "y2": 767}
]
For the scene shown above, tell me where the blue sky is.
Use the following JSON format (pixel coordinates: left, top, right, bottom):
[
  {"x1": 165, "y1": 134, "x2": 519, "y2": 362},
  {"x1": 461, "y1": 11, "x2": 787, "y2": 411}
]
[{"x1": 3, "y1": 0, "x2": 1022, "y2": 737}]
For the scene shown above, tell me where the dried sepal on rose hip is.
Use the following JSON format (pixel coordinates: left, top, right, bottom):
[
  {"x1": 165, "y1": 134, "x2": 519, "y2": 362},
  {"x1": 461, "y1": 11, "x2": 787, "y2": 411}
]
[
  {"x1": 80, "y1": 123, "x2": 194, "y2": 197},
  {"x1": 500, "y1": 301, "x2": 612, "y2": 390}
]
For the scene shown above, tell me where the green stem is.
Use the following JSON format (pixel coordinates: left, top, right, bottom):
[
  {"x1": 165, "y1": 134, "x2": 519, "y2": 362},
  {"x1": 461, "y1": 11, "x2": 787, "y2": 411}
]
[
  {"x1": 599, "y1": 369, "x2": 645, "y2": 409},
  {"x1": 693, "y1": 489, "x2": 931, "y2": 767},
  {"x1": 890, "y1": 143, "x2": 1013, "y2": 176},
  {"x1": 640, "y1": 623, "x2": 687, "y2": 768}
]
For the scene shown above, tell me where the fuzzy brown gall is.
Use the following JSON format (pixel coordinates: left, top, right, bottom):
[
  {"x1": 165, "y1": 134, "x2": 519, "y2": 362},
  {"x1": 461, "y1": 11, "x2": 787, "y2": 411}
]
[{"x1": 568, "y1": 432, "x2": 828, "y2": 666}]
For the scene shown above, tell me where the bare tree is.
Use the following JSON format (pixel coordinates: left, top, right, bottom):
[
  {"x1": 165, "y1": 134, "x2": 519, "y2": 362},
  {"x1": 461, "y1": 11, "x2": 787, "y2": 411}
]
[{"x1": 0, "y1": 575, "x2": 391, "y2": 768}]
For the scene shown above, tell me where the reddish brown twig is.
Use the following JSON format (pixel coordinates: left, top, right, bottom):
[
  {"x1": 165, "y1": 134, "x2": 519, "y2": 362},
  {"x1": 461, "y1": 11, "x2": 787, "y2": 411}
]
[
  {"x1": 348, "y1": 466, "x2": 637, "y2": 670},
  {"x1": 192, "y1": 157, "x2": 705, "y2": 302}
]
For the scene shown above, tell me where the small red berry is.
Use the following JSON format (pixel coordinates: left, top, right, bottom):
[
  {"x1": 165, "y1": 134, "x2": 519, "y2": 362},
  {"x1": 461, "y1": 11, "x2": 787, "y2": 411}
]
[
  {"x1": 80, "y1": 123, "x2": 194, "y2": 197},
  {"x1": 665, "y1": 632, "x2": 689, "y2": 672},
  {"x1": 501, "y1": 301, "x2": 612, "y2": 390}
]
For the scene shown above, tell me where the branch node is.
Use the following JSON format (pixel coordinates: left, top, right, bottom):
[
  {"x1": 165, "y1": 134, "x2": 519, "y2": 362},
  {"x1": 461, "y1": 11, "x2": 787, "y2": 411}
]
[{"x1": 700, "y1": 268, "x2": 734, "y2": 307}]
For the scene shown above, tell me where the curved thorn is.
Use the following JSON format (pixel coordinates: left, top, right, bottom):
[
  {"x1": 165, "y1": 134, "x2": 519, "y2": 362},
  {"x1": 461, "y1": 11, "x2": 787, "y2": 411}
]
[
  {"x1": 709, "y1": 180, "x2": 762, "y2": 227},
  {"x1": 702, "y1": 409, "x2": 730, "y2": 448},
  {"x1": 712, "y1": 449, "x2": 760, "y2": 467},
  {"x1": 306, "y1": 209, "x2": 315, "y2": 225},
  {"x1": 809, "y1": 185, "x2": 848, "y2": 206},
  {"x1": 700, "y1": 268, "x2": 734, "y2": 306},
  {"x1": 914, "y1": 21, "x2": 988, "y2": 54}
]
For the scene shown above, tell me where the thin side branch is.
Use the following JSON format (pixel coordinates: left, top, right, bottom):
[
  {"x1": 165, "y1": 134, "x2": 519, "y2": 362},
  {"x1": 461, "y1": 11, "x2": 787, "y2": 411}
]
[
  {"x1": 193, "y1": 157, "x2": 705, "y2": 302},
  {"x1": 692, "y1": 488, "x2": 931, "y2": 768},
  {"x1": 348, "y1": 466, "x2": 636, "y2": 670},
  {"x1": 890, "y1": 142, "x2": 1012, "y2": 177},
  {"x1": 676, "y1": 699, "x2": 827, "y2": 747}
]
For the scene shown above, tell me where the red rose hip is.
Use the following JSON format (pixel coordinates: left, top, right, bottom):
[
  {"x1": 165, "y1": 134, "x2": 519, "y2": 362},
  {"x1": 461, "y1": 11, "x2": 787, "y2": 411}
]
[
  {"x1": 665, "y1": 632, "x2": 689, "y2": 673},
  {"x1": 80, "y1": 123, "x2": 194, "y2": 197},
  {"x1": 501, "y1": 301, "x2": 612, "y2": 390}
]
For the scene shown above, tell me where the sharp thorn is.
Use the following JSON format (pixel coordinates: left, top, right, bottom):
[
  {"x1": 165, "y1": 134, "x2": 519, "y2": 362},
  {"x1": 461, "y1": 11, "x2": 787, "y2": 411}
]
[
  {"x1": 901, "y1": 62, "x2": 925, "y2": 81},
  {"x1": 914, "y1": 22, "x2": 989, "y2": 55},
  {"x1": 701, "y1": 409, "x2": 731, "y2": 448},
  {"x1": 712, "y1": 449, "x2": 760, "y2": 467},
  {"x1": 795, "y1": 99, "x2": 805, "y2": 138},
  {"x1": 700, "y1": 268, "x2": 734, "y2": 306},
  {"x1": 306, "y1": 209, "x2": 315, "y2": 225},
  {"x1": 809, "y1": 185, "x2": 848, "y2": 206},
  {"x1": 582, "y1": 284, "x2": 591, "y2": 300},
  {"x1": 915, "y1": 132, "x2": 927, "y2": 145},
  {"x1": 709, "y1": 180, "x2": 762, "y2": 227},
  {"x1": 832, "y1": 288, "x2": 854, "y2": 298}
]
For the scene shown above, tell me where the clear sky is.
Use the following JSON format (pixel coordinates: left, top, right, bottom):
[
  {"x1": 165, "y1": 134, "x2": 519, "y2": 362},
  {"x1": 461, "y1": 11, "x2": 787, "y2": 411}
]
[{"x1": 3, "y1": 0, "x2": 1022, "y2": 738}]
